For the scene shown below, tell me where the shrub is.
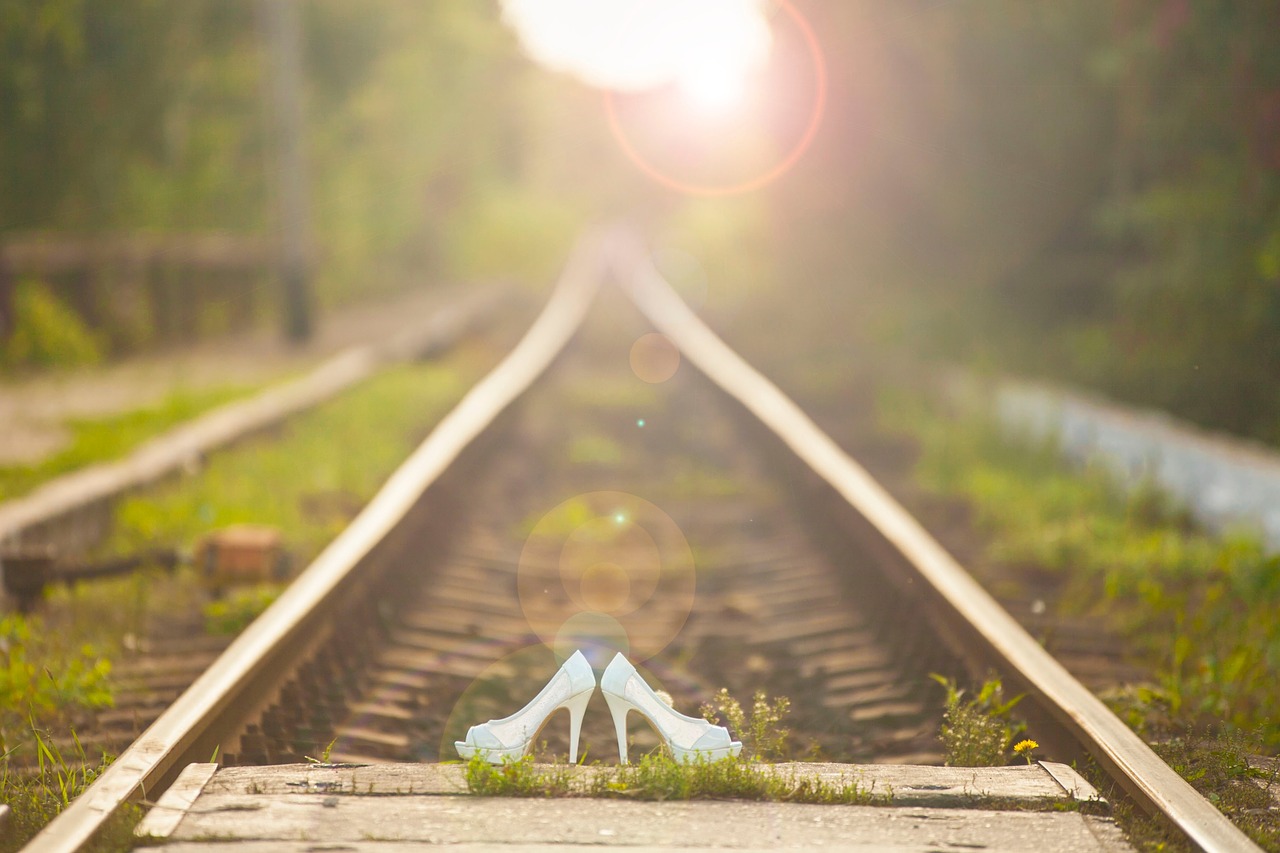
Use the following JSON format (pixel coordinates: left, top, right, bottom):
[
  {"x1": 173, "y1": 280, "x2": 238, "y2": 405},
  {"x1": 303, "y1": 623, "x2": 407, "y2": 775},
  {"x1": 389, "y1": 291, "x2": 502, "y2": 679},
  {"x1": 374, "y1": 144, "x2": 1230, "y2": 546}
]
[
  {"x1": 0, "y1": 615, "x2": 113, "y2": 749},
  {"x1": 2, "y1": 279, "x2": 101, "y2": 370},
  {"x1": 933, "y1": 675, "x2": 1026, "y2": 767}
]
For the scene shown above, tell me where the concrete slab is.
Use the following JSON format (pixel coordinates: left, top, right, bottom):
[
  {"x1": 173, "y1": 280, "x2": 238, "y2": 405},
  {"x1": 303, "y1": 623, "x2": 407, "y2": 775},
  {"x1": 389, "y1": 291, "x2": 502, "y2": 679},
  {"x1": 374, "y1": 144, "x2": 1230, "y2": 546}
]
[
  {"x1": 138, "y1": 762, "x2": 1130, "y2": 851},
  {"x1": 196, "y1": 761, "x2": 1102, "y2": 808}
]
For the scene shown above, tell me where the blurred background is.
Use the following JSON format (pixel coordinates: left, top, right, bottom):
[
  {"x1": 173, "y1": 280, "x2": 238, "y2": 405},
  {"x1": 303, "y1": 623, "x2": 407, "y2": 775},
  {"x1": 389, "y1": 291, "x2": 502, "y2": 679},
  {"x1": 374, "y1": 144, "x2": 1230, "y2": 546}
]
[{"x1": 2, "y1": 0, "x2": 1278, "y2": 443}]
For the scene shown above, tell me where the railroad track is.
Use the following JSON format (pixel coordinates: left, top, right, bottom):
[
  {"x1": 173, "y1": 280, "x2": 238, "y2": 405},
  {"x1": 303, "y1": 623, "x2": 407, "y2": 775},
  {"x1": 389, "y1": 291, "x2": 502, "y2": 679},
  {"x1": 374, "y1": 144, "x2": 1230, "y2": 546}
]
[{"x1": 26, "y1": 228, "x2": 1257, "y2": 852}]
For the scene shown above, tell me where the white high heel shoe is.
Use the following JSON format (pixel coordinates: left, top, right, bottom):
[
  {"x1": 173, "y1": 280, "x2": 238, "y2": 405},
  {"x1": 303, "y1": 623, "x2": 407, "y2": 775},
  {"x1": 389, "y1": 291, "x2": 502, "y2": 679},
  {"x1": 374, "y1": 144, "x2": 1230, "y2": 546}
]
[
  {"x1": 601, "y1": 653, "x2": 742, "y2": 763},
  {"x1": 455, "y1": 649, "x2": 595, "y2": 764}
]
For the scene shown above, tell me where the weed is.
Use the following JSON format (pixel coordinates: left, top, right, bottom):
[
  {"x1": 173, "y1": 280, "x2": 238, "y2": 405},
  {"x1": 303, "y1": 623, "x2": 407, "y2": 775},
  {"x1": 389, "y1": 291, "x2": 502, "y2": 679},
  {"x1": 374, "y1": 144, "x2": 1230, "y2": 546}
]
[
  {"x1": 0, "y1": 726, "x2": 139, "y2": 853},
  {"x1": 201, "y1": 584, "x2": 283, "y2": 635},
  {"x1": 306, "y1": 738, "x2": 339, "y2": 765},
  {"x1": 462, "y1": 752, "x2": 876, "y2": 805},
  {"x1": 932, "y1": 675, "x2": 1026, "y2": 767},
  {"x1": 602, "y1": 752, "x2": 874, "y2": 804},
  {"x1": 1013, "y1": 739, "x2": 1039, "y2": 765},
  {"x1": 701, "y1": 688, "x2": 791, "y2": 761},
  {"x1": 0, "y1": 615, "x2": 113, "y2": 748},
  {"x1": 464, "y1": 753, "x2": 575, "y2": 797}
]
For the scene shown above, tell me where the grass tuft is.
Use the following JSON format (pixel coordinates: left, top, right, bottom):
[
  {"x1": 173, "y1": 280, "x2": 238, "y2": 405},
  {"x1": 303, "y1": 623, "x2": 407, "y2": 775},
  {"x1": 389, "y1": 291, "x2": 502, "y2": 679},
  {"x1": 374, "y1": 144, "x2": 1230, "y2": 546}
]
[
  {"x1": 201, "y1": 584, "x2": 283, "y2": 635},
  {"x1": 932, "y1": 675, "x2": 1026, "y2": 767},
  {"x1": 701, "y1": 688, "x2": 791, "y2": 761},
  {"x1": 0, "y1": 726, "x2": 139, "y2": 853},
  {"x1": 463, "y1": 752, "x2": 877, "y2": 805},
  {"x1": 0, "y1": 614, "x2": 113, "y2": 749}
]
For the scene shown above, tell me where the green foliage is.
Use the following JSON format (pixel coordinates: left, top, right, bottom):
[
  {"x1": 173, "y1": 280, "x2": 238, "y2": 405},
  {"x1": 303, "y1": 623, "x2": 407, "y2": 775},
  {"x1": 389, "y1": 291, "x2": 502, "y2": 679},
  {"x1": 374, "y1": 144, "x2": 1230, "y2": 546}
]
[
  {"x1": 602, "y1": 752, "x2": 873, "y2": 804},
  {"x1": 201, "y1": 584, "x2": 282, "y2": 635},
  {"x1": 890, "y1": 389, "x2": 1280, "y2": 746},
  {"x1": 932, "y1": 675, "x2": 1026, "y2": 767},
  {"x1": 1153, "y1": 730, "x2": 1280, "y2": 851},
  {"x1": 0, "y1": 615, "x2": 113, "y2": 749},
  {"x1": 701, "y1": 688, "x2": 791, "y2": 761},
  {"x1": 0, "y1": 279, "x2": 101, "y2": 370},
  {"x1": 464, "y1": 753, "x2": 576, "y2": 797},
  {"x1": 0, "y1": 383, "x2": 252, "y2": 501},
  {"x1": 0, "y1": 0, "x2": 614, "y2": 332},
  {"x1": 107, "y1": 362, "x2": 469, "y2": 563}
]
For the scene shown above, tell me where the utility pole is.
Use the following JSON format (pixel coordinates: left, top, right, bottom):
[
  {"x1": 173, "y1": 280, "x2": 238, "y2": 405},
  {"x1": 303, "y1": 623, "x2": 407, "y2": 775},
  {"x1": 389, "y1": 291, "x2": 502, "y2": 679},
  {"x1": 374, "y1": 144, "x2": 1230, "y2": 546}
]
[{"x1": 260, "y1": 0, "x2": 314, "y2": 343}]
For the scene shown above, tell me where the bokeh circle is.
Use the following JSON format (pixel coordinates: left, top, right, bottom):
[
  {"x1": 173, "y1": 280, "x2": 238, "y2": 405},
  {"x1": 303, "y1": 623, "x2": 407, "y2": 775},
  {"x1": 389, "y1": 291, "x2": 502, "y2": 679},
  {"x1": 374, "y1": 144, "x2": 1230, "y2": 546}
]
[
  {"x1": 517, "y1": 491, "x2": 696, "y2": 662},
  {"x1": 630, "y1": 333, "x2": 681, "y2": 384}
]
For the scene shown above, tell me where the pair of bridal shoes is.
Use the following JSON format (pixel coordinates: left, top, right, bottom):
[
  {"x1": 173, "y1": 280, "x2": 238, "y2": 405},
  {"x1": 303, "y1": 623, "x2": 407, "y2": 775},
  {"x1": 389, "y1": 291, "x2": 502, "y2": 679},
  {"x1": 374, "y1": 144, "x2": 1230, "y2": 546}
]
[{"x1": 454, "y1": 650, "x2": 742, "y2": 764}]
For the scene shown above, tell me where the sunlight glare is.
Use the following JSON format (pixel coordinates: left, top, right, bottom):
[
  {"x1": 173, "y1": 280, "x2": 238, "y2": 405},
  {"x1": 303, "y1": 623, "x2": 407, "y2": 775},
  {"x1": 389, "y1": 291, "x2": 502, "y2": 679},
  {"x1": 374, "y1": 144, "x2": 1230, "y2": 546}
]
[
  {"x1": 500, "y1": 0, "x2": 772, "y2": 102},
  {"x1": 678, "y1": 58, "x2": 748, "y2": 114}
]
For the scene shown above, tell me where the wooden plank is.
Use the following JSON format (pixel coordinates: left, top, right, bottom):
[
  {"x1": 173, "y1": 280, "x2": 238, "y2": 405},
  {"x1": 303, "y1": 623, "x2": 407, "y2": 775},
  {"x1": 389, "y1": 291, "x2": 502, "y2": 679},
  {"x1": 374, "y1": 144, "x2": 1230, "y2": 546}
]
[
  {"x1": 616, "y1": 240, "x2": 1258, "y2": 853},
  {"x1": 134, "y1": 763, "x2": 218, "y2": 840}
]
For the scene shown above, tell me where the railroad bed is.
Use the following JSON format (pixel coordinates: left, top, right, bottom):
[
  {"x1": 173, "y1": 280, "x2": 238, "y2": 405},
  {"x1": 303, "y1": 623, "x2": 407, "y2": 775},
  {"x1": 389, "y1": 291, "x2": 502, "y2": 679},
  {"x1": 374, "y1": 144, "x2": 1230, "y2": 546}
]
[
  {"x1": 221, "y1": 291, "x2": 959, "y2": 769},
  {"x1": 23, "y1": 229, "x2": 1258, "y2": 852}
]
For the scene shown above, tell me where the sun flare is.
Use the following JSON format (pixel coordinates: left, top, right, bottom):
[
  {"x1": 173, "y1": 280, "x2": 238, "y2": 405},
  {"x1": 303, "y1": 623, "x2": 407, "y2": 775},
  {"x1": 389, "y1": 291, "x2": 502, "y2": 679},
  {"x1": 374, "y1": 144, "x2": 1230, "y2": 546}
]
[{"x1": 500, "y1": 0, "x2": 772, "y2": 108}]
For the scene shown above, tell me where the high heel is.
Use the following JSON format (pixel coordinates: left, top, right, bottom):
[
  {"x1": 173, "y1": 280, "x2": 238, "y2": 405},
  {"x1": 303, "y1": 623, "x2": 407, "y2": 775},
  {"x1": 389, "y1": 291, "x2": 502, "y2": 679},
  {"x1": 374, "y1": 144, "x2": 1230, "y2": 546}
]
[
  {"x1": 601, "y1": 653, "x2": 742, "y2": 764},
  {"x1": 455, "y1": 649, "x2": 595, "y2": 764}
]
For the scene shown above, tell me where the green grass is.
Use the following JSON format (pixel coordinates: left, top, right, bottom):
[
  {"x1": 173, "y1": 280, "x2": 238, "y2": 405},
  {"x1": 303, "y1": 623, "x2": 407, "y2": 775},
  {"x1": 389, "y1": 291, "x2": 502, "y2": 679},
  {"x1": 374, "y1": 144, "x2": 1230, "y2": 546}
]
[
  {"x1": 878, "y1": 386, "x2": 1280, "y2": 849},
  {"x1": 0, "y1": 384, "x2": 255, "y2": 501},
  {"x1": 106, "y1": 361, "x2": 474, "y2": 564},
  {"x1": 880, "y1": 388, "x2": 1280, "y2": 746},
  {"x1": 0, "y1": 727, "x2": 140, "y2": 853},
  {"x1": 931, "y1": 675, "x2": 1027, "y2": 768},
  {"x1": 0, "y1": 615, "x2": 113, "y2": 751},
  {"x1": 462, "y1": 752, "x2": 880, "y2": 805},
  {"x1": 201, "y1": 584, "x2": 284, "y2": 635}
]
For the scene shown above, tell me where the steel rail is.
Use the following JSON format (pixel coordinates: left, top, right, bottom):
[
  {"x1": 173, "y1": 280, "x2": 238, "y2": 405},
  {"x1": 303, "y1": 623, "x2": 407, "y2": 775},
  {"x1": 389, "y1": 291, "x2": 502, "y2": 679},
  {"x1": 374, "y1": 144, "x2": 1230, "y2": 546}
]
[
  {"x1": 24, "y1": 229, "x2": 611, "y2": 853},
  {"x1": 612, "y1": 238, "x2": 1260, "y2": 853}
]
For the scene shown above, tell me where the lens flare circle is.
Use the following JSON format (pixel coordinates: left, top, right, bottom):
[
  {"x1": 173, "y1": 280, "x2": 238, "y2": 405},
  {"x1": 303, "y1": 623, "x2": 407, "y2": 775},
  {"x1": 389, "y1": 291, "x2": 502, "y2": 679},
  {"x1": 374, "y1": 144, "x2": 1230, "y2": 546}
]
[
  {"x1": 630, "y1": 333, "x2": 681, "y2": 384},
  {"x1": 603, "y1": 0, "x2": 827, "y2": 197},
  {"x1": 517, "y1": 491, "x2": 695, "y2": 662}
]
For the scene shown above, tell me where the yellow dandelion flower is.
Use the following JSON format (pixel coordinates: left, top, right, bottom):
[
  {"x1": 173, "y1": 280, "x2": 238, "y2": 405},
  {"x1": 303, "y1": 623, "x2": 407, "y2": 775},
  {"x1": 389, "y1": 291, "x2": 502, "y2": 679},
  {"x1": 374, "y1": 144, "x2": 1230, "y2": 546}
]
[{"x1": 1013, "y1": 739, "x2": 1039, "y2": 764}]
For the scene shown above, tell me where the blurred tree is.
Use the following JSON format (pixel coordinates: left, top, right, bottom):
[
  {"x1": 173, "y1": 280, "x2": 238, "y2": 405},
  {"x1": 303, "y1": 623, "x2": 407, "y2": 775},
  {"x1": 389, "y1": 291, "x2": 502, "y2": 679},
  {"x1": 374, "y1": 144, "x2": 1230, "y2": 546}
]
[
  {"x1": 0, "y1": 0, "x2": 614, "y2": 357},
  {"x1": 1093, "y1": 0, "x2": 1280, "y2": 439},
  {"x1": 753, "y1": 0, "x2": 1280, "y2": 443}
]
